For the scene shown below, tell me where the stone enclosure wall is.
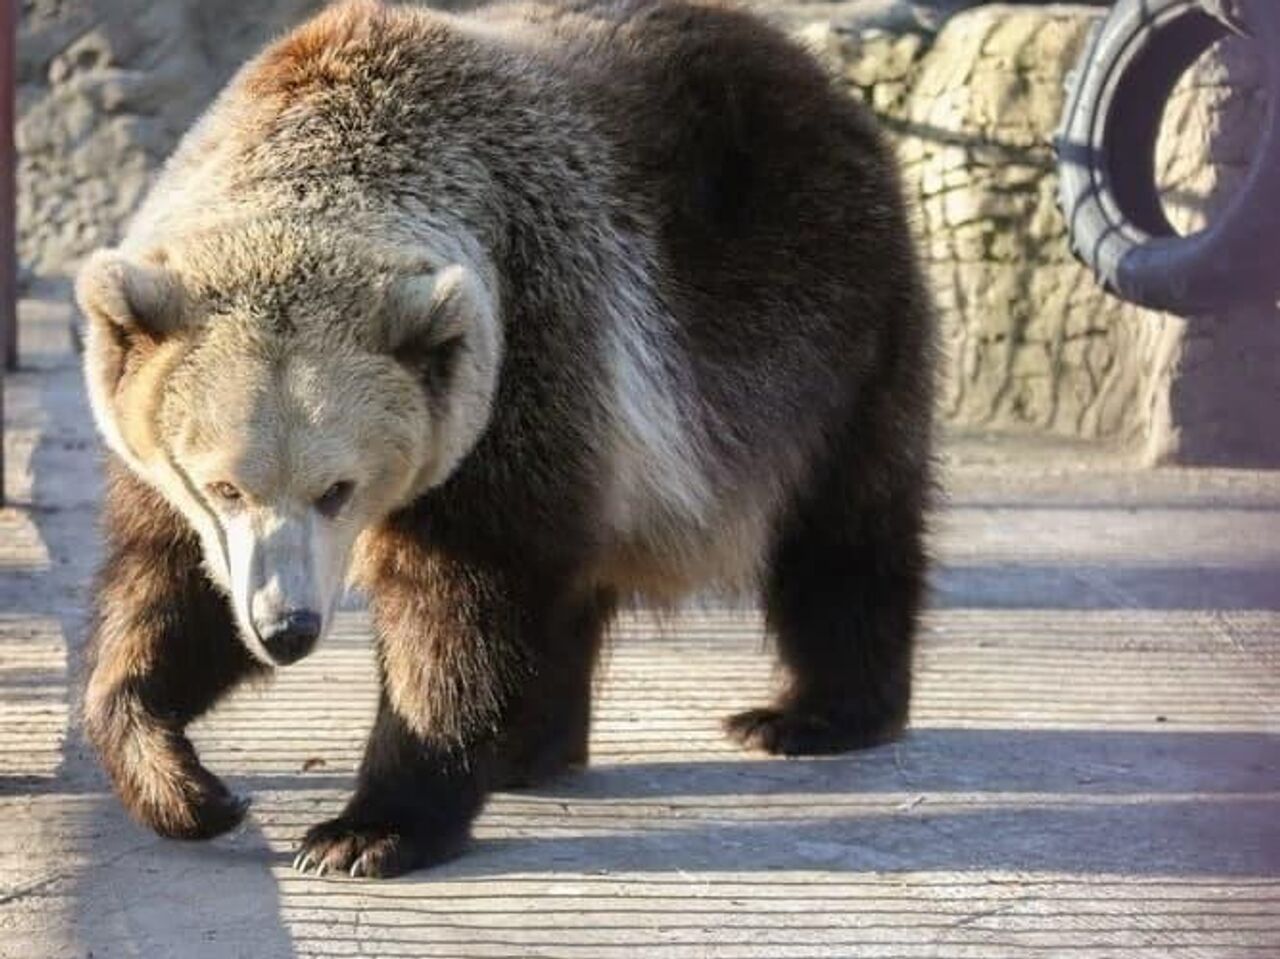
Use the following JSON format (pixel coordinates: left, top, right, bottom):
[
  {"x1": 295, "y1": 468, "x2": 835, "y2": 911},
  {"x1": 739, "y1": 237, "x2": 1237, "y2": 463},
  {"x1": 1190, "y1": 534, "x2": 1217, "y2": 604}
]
[
  {"x1": 18, "y1": 0, "x2": 326, "y2": 279},
  {"x1": 803, "y1": 4, "x2": 1275, "y2": 463},
  {"x1": 805, "y1": 11, "x2": 1161, "y2": 445},
  {"x1": 15, "y1": 0, "x2": 1278, "y2": 463}
]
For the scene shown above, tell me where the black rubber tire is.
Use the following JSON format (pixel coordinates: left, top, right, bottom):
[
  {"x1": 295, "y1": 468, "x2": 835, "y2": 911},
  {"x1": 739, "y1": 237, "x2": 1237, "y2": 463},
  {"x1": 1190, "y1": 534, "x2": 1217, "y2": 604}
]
[{"x1": 1055, "y1": 0, "x2": 1280, "y2": 315}]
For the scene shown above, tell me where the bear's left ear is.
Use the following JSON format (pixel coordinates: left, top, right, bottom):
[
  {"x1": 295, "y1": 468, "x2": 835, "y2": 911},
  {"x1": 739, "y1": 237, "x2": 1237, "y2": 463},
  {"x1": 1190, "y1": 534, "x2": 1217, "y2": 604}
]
[
  {"x1": 383, "y1": 264, "x2": 494, "y2": 355},
  {"x1": 382, "y1": 263, "x2": 503, "y2": 485},
  {"x1": 382, "y1": 264, "x2": 500, "y2": 395}
]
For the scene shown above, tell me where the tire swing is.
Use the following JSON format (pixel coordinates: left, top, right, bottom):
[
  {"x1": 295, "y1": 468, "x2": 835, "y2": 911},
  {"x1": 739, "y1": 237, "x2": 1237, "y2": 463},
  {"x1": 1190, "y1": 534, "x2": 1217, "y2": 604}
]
[{"x1": 1055, "y1": 0, "x2": 1280, "y2": 314}]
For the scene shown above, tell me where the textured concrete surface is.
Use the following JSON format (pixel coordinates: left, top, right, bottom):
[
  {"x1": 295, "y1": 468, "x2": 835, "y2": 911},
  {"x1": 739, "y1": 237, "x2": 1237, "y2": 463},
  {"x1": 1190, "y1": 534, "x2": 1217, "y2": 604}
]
[
  {"x1": 16, "y1": 0, "x2": 327, "y2": 279},
  {"x1": 3, "y1": 298, "x2": 1278, "y2": 957},
  {"x1": 810, "y1": 4, "x2": 1279, "y2": 462},
  {"x1": 1149, "y1": 33, "x2": 1280, "y2": 468}
]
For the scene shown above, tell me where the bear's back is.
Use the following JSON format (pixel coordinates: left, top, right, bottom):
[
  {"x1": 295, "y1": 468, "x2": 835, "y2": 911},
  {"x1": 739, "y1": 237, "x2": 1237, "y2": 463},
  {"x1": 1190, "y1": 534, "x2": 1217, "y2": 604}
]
[{"x1": 477, "y1": 0, "x2": 926, "y2": 480}]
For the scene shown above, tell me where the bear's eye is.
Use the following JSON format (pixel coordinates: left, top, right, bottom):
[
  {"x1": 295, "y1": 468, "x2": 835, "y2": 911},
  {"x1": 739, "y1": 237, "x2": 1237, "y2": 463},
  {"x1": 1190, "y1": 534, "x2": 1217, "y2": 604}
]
[
  {"x1": 316, "y1": 481, "x2": 354, "y2": 518},
  {"x1": 207, "y1": 482, "x2": 243, "y2": 505}
]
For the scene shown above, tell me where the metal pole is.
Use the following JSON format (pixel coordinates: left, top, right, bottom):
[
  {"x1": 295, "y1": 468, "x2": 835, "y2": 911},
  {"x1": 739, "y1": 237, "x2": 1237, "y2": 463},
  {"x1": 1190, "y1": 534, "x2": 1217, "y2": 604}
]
[{"x1": 0, "y1": 0, "x2": 15, "y2": 506}]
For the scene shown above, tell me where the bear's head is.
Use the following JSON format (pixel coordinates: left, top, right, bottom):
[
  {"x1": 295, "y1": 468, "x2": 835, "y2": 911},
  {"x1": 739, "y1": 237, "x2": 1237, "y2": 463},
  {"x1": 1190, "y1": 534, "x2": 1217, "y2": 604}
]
[{"x1": 77, "y1": 225, "x2": 501, "y2": 666}]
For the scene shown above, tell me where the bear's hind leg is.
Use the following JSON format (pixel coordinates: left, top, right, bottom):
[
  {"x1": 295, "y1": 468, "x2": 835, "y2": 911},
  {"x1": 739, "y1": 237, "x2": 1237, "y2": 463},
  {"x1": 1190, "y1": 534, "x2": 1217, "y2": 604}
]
[{"x1": 726, "y1": 447, "x2": 927, "y2": 756}]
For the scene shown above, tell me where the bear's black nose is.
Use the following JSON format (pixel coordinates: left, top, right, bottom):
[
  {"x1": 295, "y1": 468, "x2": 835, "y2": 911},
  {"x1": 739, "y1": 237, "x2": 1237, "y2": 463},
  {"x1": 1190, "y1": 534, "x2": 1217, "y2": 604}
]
[{"x1": 262, "y1": 610, "x2": 322, "y2": 665}]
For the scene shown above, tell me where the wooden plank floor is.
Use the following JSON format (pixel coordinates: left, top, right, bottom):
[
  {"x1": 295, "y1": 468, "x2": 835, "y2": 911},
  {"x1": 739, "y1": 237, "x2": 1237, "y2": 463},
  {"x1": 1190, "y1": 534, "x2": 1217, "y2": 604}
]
[{"x1": 2, "y1": 298, "x2": 1278, "y2": 958}]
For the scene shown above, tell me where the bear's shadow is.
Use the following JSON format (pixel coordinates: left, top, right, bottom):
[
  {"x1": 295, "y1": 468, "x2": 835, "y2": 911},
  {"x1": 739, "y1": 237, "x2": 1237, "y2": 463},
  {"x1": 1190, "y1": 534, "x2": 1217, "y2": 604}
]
[{"x1": 260, "y1": 726, "x2": 1279, "y2": 881}]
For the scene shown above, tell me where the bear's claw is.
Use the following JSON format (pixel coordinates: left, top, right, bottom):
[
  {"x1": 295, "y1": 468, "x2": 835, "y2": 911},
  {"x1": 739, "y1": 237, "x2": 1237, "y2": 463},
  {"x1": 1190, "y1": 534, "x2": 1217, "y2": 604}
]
[{"x1": 293, "y1": 815, "x2": 467, "y2": 879}]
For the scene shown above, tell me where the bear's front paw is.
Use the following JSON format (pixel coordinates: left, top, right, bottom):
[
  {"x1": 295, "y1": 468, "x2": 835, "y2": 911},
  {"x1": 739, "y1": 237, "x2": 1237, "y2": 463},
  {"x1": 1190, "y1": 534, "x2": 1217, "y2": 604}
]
[
  {"x1": 293, "y1": 814, "x2": 469, "y2": 879},
  {"x1": 103, "y1": 732, "x2": 249, "y2": 840},
  {"x1": 152, "y1": 769, "x2": 251, "y2": 840}
]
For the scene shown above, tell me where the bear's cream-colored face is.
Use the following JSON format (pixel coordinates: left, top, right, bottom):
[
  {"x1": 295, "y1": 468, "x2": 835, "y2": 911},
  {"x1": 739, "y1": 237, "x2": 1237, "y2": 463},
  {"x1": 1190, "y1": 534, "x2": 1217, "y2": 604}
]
[
  {"x1": 161, "y1": 332, "x2": 426, "y2": 665},
  {"x1": 77, "y1": 239, "x2": 501, "y2": 665}
]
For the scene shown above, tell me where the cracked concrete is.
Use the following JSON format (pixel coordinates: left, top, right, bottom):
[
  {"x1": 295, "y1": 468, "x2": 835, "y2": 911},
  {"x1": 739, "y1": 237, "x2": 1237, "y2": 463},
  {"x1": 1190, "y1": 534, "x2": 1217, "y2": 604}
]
[{"x1": 2, "y1": 296, "x2": 1278, "y2": 956}]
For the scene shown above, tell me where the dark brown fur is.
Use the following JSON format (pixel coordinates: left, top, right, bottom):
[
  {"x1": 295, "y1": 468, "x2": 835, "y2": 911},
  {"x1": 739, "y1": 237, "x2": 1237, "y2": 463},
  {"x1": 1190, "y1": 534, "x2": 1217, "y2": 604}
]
[
  {"x1": 84, "y1": 459, "x2": 266, "y2": 838},
  {"x1": 84, "y1": 0, "x2": 934, "y2": 876}
]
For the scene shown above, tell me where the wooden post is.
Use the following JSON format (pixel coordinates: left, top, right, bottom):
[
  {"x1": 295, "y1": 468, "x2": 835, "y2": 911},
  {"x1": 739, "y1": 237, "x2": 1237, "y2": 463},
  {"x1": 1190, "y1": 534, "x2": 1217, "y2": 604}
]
[{"x1": 0, "y1": 0, "x2": 15, "y2": 505}]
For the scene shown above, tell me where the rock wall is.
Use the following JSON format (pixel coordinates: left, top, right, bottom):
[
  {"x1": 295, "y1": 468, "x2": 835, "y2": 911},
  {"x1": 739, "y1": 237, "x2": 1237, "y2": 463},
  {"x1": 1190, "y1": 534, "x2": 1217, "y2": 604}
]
[
  {"x1": 12, "y1": 0, "x2": 952, "y2": 282},
  {"x1": 889, "y1": 11, "x2": 1167, "y2": 444},
  {"x1": 17, "y1": 0, "x2": 328, "y2": 281},
  {"x1": 804, "y1": 4, "x2": 1275, "y2": 463},
  {"x1": 1149, "y1": 32, "x2": 1279, "y2": 466},
  {"x1": 14, "y1": 0, "x2": 1277, "y2": 462}
]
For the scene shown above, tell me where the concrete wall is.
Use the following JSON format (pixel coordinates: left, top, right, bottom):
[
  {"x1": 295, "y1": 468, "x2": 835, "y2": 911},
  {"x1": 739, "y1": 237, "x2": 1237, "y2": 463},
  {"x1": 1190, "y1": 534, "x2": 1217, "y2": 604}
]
[
  {"x1": 14, "y1": 0, "x2": 1279, "y2": 463},
  {"x1": 17, "y1": 0, "x2": 328, "y2": 279},
  {"x1": 12, "y1": 0, "x2": 937, "y2": 280},
  {"x1": 806, "y1": 11, "x2": 1171, "y2": 447},
  {"x1": 804, "y1": 4, "x2": 1278, "y2": 464},
  {"x1": 1151, "y1": 34, "x2": 1280, "y2": 466}
]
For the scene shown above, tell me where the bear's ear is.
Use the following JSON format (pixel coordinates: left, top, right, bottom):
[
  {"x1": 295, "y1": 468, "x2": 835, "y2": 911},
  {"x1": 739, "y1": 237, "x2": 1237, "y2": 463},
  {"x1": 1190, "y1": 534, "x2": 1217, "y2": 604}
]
[
  {"x1": 77, "y1": 250, "x2": 187, "y2": 464},
  {"x1": 382, "y1": 264, "x2": 499, "y2": 398},
  {"x1": 76, "y1": 249, "x2": 184, "y2": 343},
  {"x1": 383, "y1": 264, "x2": 492, "y2": 355},
  {"x1": 382, "y1": 263, "x2": 503, "y2": 485}
]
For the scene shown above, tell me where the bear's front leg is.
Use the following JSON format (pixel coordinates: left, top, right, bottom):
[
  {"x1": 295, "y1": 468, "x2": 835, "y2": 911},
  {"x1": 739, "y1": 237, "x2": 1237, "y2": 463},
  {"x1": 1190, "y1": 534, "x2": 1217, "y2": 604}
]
[
  {"x1": 85, "y1": 461, "x2": 266, "y2": 838},
  {"x1": 293, "y1": 690, "x2": 486, "y2": 878},
  {"x1": 294, "y1": 525, "x2": 593, "y2": 879}
]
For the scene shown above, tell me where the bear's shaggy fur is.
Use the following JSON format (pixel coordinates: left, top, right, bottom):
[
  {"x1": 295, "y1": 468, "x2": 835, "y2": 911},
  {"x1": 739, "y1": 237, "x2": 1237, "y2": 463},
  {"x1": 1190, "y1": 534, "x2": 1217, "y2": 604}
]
[{"x1": 78, "y1": 0, "x2": 935, "y2": 878}]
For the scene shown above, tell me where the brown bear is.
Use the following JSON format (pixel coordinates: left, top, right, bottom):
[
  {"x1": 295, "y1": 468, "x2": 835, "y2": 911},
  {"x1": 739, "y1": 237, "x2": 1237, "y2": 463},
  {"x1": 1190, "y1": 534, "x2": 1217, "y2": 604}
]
[{"x1": 77, "y1": 0, "x2": 935, "y2": 878}]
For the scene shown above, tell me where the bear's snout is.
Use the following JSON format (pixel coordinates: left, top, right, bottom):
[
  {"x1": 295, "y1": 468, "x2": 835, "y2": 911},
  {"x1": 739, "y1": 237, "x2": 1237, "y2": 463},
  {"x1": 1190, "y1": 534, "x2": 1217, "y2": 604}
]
[{"x1": 260, "y1": 609, "x2": 322, "y2": 666}]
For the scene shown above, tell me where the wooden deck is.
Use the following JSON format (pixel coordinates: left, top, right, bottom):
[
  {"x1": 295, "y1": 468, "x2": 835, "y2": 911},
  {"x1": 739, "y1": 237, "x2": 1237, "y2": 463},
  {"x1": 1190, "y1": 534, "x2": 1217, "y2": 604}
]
[{"x1": 3, "y1": 297, "x2": 1277, "y2": 958}]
